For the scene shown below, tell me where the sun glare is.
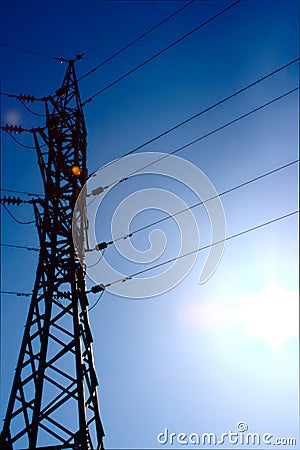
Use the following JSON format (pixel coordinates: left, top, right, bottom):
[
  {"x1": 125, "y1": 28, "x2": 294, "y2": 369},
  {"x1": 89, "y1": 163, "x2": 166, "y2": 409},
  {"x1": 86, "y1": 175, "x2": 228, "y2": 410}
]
[
  {"x1": 180, "y1": 281, "x2": 298, "y2": 351},
  {"x1": 237, "y1": 282, "x2": 299, "y2": 349},
  {"x1": 4, "y1": 110, "x2": 21, "y2": 125}
]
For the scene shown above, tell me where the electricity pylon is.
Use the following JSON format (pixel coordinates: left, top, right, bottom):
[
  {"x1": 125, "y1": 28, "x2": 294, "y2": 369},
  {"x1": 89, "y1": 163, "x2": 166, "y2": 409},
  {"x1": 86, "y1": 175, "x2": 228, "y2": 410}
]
[{"x1": 0, "y1": 60, "x2": 105, "y2": 449}]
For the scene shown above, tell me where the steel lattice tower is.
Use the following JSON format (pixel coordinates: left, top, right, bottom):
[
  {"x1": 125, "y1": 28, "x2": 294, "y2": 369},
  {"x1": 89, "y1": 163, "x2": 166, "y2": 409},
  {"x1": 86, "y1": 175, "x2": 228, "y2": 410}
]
[{"x1": 0, "y1": 61, "x2": 105, "y2": 449}]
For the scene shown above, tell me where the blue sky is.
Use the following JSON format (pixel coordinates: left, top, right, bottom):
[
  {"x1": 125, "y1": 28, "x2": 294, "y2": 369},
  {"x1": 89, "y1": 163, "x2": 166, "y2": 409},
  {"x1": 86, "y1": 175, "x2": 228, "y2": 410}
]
[{"x1": 0, "y1": 1, "x2": 299, "y2": 449}]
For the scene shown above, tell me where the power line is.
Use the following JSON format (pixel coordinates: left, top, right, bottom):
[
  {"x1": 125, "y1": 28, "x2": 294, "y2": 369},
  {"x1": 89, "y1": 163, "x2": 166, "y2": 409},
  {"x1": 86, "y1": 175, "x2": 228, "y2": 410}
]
[
  {"x1": 1, "y1": 56, "x2": 300, "y2": 148},
  {"x1": 88, "y1": 157, "x2": 298, "y2": 253},
  {"x1": 90, "y1": 86, "x2": 299, "y2": 190},
  {"x1": 0, "y1": 188, "x2": 42, "y2": 197},
  {"x1": 88, "y1": 290, "x2": 105, "y2": 311},
  {"x1": 82, "y1": 0, "x2": 242, "y2": 105},
  {"x1": 4, "y1": 210, "x2": 298, "y2": 299},
  {"x1": 3, "y1": 130, "x2": 41, "y2": 149},
  {"x1": 0, "y1": 288, "x2": 105, "y2": 310},
  {"x1": 86, "y1": 248, "x2": 106, "y2": 268},
  {"x1": 107, "y1": 158, "x2": 299, "y2": 244},
  {"x1": 0, "y1": 1, "x2": 195, "y2": 103},
  {"x1": 0, "y1": 243, "x2": 39, "y2": 252},
  {"x1": 125, "y1": 87, "x2": 299, "y2": 176},
  {"x1": 0, "y1": 42, "x2": 65, "y2": 62},
  {"x1": 105, "y1": 210, "x2": 299, "y2": 288},
  {"x1": 123, "y1": 58, "x2": 299, "y2": 156},
  {"x1": 0, "y1": 91, "x2": 47, "y2": 110},
  {"x1": 0, "y1": 290, "x2": 31, "y2": 297},
  {"x1": 89, "y1": 57, "x2": 299, "y2": 174},
  {"x1": 1, "y1": 158, "x2": 297, "y2": 262},
  {"x1": 19, "y1": 100, "x2": 46, "y2": 117},
  {"x1": 1, "y1": 159, "x2": 297, "y2": 255},
  {"x1": 3, "y1": 80, "x2": 296, "y2": 226},
  {"x1": 0, "y1": 91, "x2": 18, "y2": 98},
  {"x1": 6, "y1": 56, "x2": 296, "y2": 149},
  {"x1": 2, "y1": 89, "x2": 297, "y2": 229},
  {"x1": 79, "y1": 0, "x2": 195, "y2": 80},
  {"x1": 1, "y1": 203, "x2": 35, "y2": 225}
]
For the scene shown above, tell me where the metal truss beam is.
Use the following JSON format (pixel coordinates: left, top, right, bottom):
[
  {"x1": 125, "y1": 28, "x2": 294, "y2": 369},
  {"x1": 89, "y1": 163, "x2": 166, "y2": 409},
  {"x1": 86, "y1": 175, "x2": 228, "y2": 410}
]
[{"x1": 1, "y1": 61, "x2": 105, "y2": 450}]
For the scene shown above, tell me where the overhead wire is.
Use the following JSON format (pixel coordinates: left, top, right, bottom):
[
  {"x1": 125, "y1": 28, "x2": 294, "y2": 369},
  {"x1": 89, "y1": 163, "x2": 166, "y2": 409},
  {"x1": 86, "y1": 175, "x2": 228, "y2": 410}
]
[
  {"x1": 1, "y1": 203, "x2": 35, "y2": 225},
  {"x1": 86, "y1": 248, "x2": 106, "y2": 268},
  {"x1": 0, "y1": 1, "x2": 196, "y2": 105},
  {"x1": 82, "y1": 0, "x2": 242, "y2": 105},
  {"x1": 19, "y1": 100, "x2": 46, "y2": 117},
  {"x1": 0, "y1": 287, "x2": 105, "y2": 308},
  {"x1": 87, "y1": 87, "x2": 299, "y2": 216},
  {"x1": 88, "y1": 290, "x2": 105, "y2": 311},
  {"x1": 0, "y1": 91, "x2": 45, "y2": 104},
  {"x1": 89, "y1": 86, "x2": 299, "y2": 191},
  {"x1": 0, "y1": 290, "x2": 31, "y2": 297},
  {"x1": 0, "y1": 188, "x2": 42, "y2": 197},
  {"x1": 4, "y1": 53, "x2": 291, "y2": 160},
  {"x1": 4, "y1": 130, "x2": 46, "y2": 149},
  {"x1": 2, "y1": 161, "x2": 297, "y2": 304},
  {"x1": 2, "y1": 89, "x2": 298, "y2": 235},
  {"x1": 1, "y1": 159, "x2": 297, "y2": 254},
  {"x1": 108, "y1": 158, "x2": 299, "y2": 244},
  {"x1": 122, "y1": 87, "x2": 300, "y2": 177},
  {"x1": 5, "y1": 131, "x2": 37, "y2": 149},
  {"x1": 0, "y1": 91, "x2": 19, "y2": 98},
  {"x1": 105, "y1": 210, "x2": 299, "y2": 288},
  {"x1": 0, "y1": 243, "x2": 39, "y2": 252},
  {"x1": 0, "y1": 42, "x2": 64, "y2": 62},
  {"x1": 1, "y1": 1, "x2": 297, "y2": 300},
  {"x1": 79, "y1": 0, "x2": 195, "y2": 80},
  {"x1": 3, "y1": 210, "x2": 298, "y2": 300},
  {"x1": 88, "y1": 57, "x2": 300, "y2": 175}
]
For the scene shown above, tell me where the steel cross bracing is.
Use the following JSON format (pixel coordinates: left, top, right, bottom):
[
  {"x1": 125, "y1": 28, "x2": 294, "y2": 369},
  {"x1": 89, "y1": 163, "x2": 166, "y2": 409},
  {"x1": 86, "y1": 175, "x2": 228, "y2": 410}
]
[{"x1": 0, "y1": 61, "x2": 105, "y2": 449}]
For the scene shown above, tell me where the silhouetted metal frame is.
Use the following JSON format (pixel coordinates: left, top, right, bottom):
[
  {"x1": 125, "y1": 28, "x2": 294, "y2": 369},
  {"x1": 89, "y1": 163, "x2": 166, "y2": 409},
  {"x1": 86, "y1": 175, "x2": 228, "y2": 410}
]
[{"x1": 0, "y1": 62, "x2": 105, "y2": 449}]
